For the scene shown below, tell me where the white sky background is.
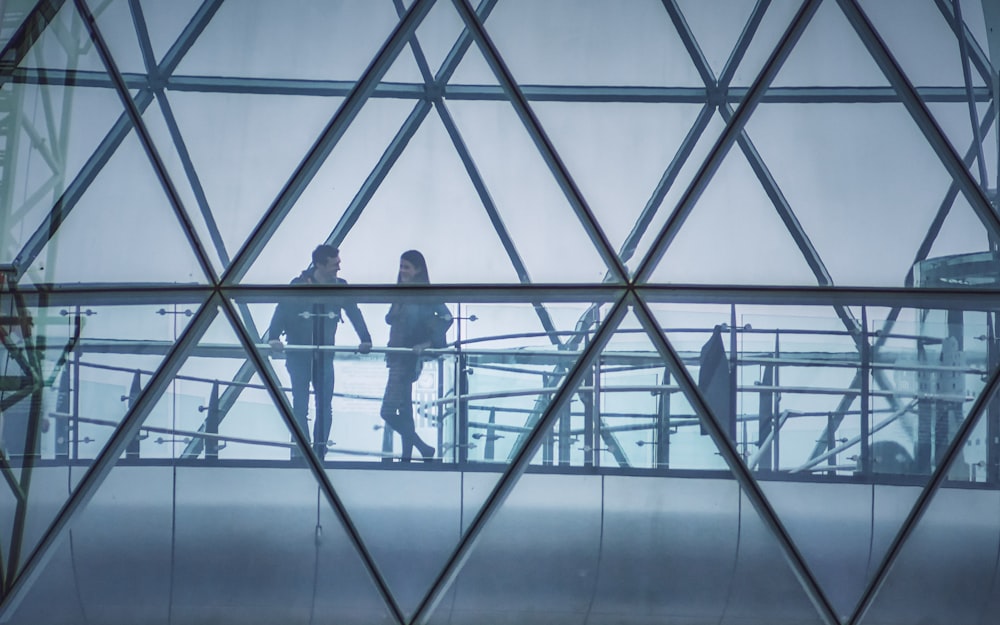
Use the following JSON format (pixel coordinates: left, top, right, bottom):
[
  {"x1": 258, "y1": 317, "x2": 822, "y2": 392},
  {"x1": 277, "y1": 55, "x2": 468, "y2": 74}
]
[{"x1": 1, "y1": 0, "x2": 997, "y2": 464}]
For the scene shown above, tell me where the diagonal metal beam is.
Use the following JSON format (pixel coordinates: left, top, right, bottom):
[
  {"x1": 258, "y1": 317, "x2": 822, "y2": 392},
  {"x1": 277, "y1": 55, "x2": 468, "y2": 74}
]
[
  {"x1": 950, "y1": 0, "x2": 990, "y2": 188},
  {"x1": 934, "y1": 0, "x2": 994, "y2": 91},
  {"x1": 128, "y1": 0, "x2": 231, "y2": 270},
  {"x1": 838, "y1": 0, "x2": 1000, "y2": 242},
  {"x1": 631, "y1": 292, "x2": 840, "y2": 625},
  {"x1": 909, "y1": 100, "x2": 996, "y2": 279},
  {"x1": 618, "y1": 0, "x2": 769, "y2": 269},
  {"x1": 327, "y1": 0, "x2": 497, "y2": 250},
  {"x1": 635, "y1": 0, "x2": 822, "y2": 283},
  {"x1": 846, "y1": 352, "x2": 1000, "y2": 625},
  {"x1": 11, "y1": 0, "x2": 225, "y2": 279},
  {"x1": 0, "y1": 292, "x2": 218, "y2": 618},
  {"x1": 221, "y1": 0, "x2": 436, "y2": 285},
  {"x1": 156, "y1": 0, "x2": 224, "y2": 79},
  {"x1": 74, "y1": 0, "x2": 216, "y2": 284},
  {"x1": 450, "y1": 0, "x2": 628, "y2": 284},
  {"x1": 410, "y1": 293, "x2": 629, "y2": 625},
  {"x1": 662, "y1": 0, "x2": 835, "y2": 286}
]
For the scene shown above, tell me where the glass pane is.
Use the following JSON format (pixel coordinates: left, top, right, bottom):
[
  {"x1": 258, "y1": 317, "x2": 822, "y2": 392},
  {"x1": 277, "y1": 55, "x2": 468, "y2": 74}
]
[
  {"x1": 151, "y1": 90, "x2": 341, "y2": 276},
  {"x1": 173, "y1": 0, "x2": 402, "y2": 81},
  {"x1": 430, "y1": 474, "x2": 605, "y2": 625},
  {"x1": 860, "y1": 0, "x2": 995, "y2": 192},
  {"x1": 0, "y1": 285, "x2": 204, "y2": 583},
  {"x1": 648, "y1": 296, "x2": 1000, "y2": 620},
  {"x1": 135, "y1": 0, "x2": 204, "y2": 67},
  {"x1": 862, "y1": 398, "x2": 1000, "y2": 625},
  {"x1": 475, "y1": 0, "x2": 703, "y2": 87}
]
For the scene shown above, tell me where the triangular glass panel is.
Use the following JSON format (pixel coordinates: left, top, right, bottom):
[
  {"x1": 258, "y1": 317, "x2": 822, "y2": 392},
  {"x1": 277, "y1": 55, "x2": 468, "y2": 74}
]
[
  {"x1": 4, "y1": 401, "x2": 397, "y2": 625},
  {"x1": 860, "y1": 1, "x2": 995, "y2": 193},
  {"x1": 146, "y1": 301, "x2": 306, "y2": 462},
  {"x1": 646, "y1": 140, "x2": 824, "y2": 286},
  {"x1": 859, "y1": 0, "x2": 987, "y2": 89},
  {"x1": 0, "y1": 533, "x2": 87, "y2": 625},
  {"x1": 530, "y1": 100, "x2": 712, "y2": 276},
  {"x1": 162, "y1": 90, "x2": 341, "y2": 275},
  {"x1": 771, "y1": 0, "x2": 889, "y2": 88},
  {"x1": 239, "y1": 96, "x2": 434, "y2": 285},
  {"x1": 924, "y1": 100, "x2": 996, "y2": 191},
  {"x1": 0, "y1": 66, "x2": 130, "y2": 268},
  {"x1": 19, "y1": 129, "x2": 208, "y2": 287},
  {"x1": 433, "y1": 481, "x2": 826, "y2": 624},
  {"x1": 646, "y1": 297, "x2": 1000, "y2": 621},
  {"x1": 445, "y1": 18, "x2": 497, "y2": 85},
  {"x1": 670, "y1": 0, "x2": 818, "y2": 119},
  {"x1": 674, "y1": 0, "x2": 759, "y2": 82},
  {"x1": 136, "y1": 0, "x2": 204, "y2": 67},
  {"x1": 476, "y1": 0, "x2": 705, "y2": 88},
  {"x1": 729, "y1": 99, "x2": 997, "y2": 288},
  {"x1": 307, "y1": 107, "x2": 524, "y2": 284},
  {"x1": 406, "y1": 0, "x2": 475, "y2": 82},
  {"x1": 920, "y1": 195, "x2": 995, "y2": 275},
  {"x1": 527, "y1": 306, "x2": 729, "y2": 471},
  {"x1": 442, "y1": 95, "x2": 620, "y2": 282},
  {"x1": 233, "y1": 288, "x2": 616, "y2": 620},
  {"x1": 139, "y1": 97, "x2": 224, "y2": 275},
  {"x1": 173, "y1": 0, "x2": 404, "y2": 81},
  {"x1": 0, "y1": 291, "x2": 204, "y2": 586},
  {"x1": 859, "y1": 379, "x2": 1000, "y2": 625},
  {"x1": 15, "y1": 0, "x2": 111, "y2": 73},
  {"x1": 722, "y1": 0, "x2": 811, "y2": 88},
  {"x1": 717, "y1": 489, "x2": 828, "y2": 625},
  {"x1": 79, "y1": 0, "x2": 147, "y2": 75}
]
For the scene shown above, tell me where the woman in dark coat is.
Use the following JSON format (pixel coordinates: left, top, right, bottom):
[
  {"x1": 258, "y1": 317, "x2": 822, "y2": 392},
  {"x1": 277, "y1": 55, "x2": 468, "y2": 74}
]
[{"x1": 380, "y1": 250, "x2": 452, "y2": 461}]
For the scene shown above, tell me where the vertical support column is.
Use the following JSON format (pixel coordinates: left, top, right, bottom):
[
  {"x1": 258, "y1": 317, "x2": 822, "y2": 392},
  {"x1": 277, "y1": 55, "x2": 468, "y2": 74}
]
[
  {"x1": 826, "y1": 414, "x2": 837, "y2": 475},
  {"x1": 988, "y1": 312, "x2": 999, "y2": 483},
  {"x1": 728, "y1": 305, "x2": 738, "y2": 444},
  {"x1": 583, "y1": 363, "x2": 595, "y2": 468},
  {"x1": 71, "y1": 342, "x2": 80, "y2": 461},
  {"x1": 860, "y1": 306, "x2": 872, "y2": 475},
  {"x1": 457, "y1": 351, "x2": 469, "y2": 464},
  {"x1": 939, "y1": 308, "x2": 966, "y2": 478},
  {"x1": 657, "y1": 368, "x2": 671, "y2": 469},
  {"x1": 557, "y1": 401, "x2": 571, "y2": 467},
  {"x1": 757, "y1": 365, "x2": 772, "y2": 472},
  {"x1": 484, "y1": 407, "x2": 496, "y2": 462},
  {"x1": 124, "y1": 370, "x2": 142, "y2": 459},
  {"x1": 773, "y1": 332, "x2": 781, "y2": 470},
  {"x1": 204, "y1": 380, "x2": 219, "y2": 459}
]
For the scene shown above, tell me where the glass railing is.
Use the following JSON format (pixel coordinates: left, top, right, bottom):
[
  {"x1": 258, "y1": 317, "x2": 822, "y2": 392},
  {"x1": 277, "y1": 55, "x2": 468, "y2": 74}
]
[{"x1": 2, "y1": 294, "x2": 996, "y2": 486}]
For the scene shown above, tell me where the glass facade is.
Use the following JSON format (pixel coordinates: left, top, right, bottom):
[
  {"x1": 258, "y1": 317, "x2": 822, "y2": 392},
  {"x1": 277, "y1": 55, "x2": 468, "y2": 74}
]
[{"x1": 0, "y1": 1, "x2": 998, "y2": 624}]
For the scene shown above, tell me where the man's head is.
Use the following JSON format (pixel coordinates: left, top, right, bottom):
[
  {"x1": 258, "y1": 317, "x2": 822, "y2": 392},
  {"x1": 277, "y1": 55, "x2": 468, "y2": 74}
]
[{"x1": 311, "y1": 244, "x2": 341, "y2": 282}]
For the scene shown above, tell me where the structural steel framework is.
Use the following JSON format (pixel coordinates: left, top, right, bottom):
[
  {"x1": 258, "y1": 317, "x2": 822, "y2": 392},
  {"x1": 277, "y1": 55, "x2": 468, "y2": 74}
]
[{"x1": 0, "y1": 1, "x2": 999, "y2": 624}]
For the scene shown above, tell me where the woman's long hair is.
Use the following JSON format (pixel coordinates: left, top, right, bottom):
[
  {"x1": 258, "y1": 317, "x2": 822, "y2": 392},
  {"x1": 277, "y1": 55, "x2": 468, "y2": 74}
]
[{"x1": 398, "y1": 249, "x2": 430, "y2": 284}]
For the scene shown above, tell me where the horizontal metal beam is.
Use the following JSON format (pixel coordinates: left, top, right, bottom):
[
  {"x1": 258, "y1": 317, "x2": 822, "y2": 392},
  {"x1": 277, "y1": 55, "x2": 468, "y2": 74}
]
[{"x1": 9, "y1": 68, "x2": 994, "y2": 104}]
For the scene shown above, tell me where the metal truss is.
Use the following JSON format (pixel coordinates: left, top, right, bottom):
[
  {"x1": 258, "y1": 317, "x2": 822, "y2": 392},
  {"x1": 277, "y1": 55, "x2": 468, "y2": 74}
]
[{"x1": 0, "y1": 1, "x2": 999, "y2": 624}]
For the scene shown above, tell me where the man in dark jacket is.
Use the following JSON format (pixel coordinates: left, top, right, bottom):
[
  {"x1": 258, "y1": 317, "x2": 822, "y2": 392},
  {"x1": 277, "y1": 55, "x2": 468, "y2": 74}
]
[{"x1": 268, "y1": 245, "x2": 371, "y2": 459}]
